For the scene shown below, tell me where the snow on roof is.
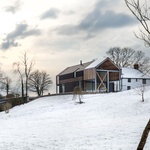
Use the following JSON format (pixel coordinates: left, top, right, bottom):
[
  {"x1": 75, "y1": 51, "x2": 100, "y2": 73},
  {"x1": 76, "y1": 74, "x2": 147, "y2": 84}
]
[
  {"x1": 85, "y1": 57, "x2": 120, "y2": 70},
  {"x1": 121, "y1": 67, "x2": 150, "y2": 79},
  {"x1": 85, "y1": 57, "x2": 114, "y2": 69},
  {"x1": 85, "y1": 58, "x2": 101, "y2": 69}
]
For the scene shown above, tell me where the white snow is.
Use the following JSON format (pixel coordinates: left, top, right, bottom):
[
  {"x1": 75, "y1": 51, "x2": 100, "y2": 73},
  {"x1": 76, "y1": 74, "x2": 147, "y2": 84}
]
[
  {"x1": 85, "y1": 58, "x2": 101, "y2": 69},
  {"x1": 0, "y1": 90, "x2": 150, "y2": 150},
  {"x1": 121, "y1": 67, "x2": 150, "y2": 79}
]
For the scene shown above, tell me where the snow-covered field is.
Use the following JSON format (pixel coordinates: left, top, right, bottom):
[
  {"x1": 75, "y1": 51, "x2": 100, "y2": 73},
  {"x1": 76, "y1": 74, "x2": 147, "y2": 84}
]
[{"x1": 0, "y1": 89, "x2": 150, "y2": 150}]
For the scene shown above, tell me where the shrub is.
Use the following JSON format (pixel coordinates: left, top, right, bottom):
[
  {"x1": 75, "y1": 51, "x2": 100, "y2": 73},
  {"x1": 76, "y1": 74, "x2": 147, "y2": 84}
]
[
  {"x1": 1, "y1": 102, "x2": 12, "y2": 113},
  {"x1": 73, "y1": 86, "x2": 83, "y2": 104}
]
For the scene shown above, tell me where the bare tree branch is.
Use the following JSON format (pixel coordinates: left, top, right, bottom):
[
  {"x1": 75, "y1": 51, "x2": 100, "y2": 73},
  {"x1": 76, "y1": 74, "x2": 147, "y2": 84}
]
[{"x1": 125, "y1": 0, "x2": 150, "y2": 46}]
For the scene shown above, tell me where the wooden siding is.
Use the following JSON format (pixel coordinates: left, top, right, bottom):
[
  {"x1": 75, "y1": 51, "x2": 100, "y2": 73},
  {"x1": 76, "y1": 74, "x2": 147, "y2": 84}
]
[
  {"x1": 97, "y1": 59, "x2": 119, "y2": 70},
  {"x1": 59, "y1": 76, "x2": 83, "y2": 84},
  {"x1": 109, "y1": 72, "x2": 119, "y2": 81},
  {"x1": 84, "y1": 68, "x2": 95, "y2": 80}
]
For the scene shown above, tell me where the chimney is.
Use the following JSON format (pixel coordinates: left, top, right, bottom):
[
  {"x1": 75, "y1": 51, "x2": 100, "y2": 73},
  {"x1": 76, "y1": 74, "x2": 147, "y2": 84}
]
[
  {"x1": 134, "y1": 64, "x2": 139, "y2": 70},
  {"x1": 80, "y1": 60, "x2": 82, "y2": 65}
]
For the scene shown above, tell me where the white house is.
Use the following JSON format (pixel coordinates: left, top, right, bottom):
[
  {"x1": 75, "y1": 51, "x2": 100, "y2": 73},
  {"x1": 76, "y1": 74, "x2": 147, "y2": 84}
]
[{"x1": 121, "y1": 67, "x2": 150, "y2": 91}]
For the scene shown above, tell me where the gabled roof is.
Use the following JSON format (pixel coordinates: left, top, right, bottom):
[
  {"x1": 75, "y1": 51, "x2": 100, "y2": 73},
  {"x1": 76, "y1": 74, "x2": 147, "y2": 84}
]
[
  {"x1": 58, "y1": 61, "x2": 94, "y2": 75},
  {"x1": 58, "y1": 57, "x2": 121, "y2": 76},
  {"x1": 85, "y1": 57, "x2": 120, "y2": 70},
  {"x1": 121, "y1": 68, "x2": 150, "y2": 79}
]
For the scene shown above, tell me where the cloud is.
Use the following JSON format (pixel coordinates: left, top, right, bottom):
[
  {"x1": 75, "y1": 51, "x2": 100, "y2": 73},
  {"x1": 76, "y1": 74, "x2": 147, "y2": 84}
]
[
  {"x1": 1, "y1": 40, "x2": 18, "y2": 50},
  {"x1": 56, "y1": 25, "x2": 78, "y2": 35},
  {"x1": 95, "y1": 0, "x2": 120, "y2": 9},
  {"x1": 78, "y1": 10, "x2": 137, "y2": 32},
  {"x1": 63, "y1": 10, "x2": 75, "y2": 15},
  {"x1": 55, "y1": 0, "x2": 137, "y2": 37},
  {"x1": 4, "y1": 0, "x2": 22, "y2": 14},
  {"x1": 40, "y1": 8, "x2": 60, "y2": 20},
  {"x1": 55, "y1": 10, "x2": 136, "y2": 36},
  {"x1": 1, "y1": 23, "x2": 41, "y2": 50}
]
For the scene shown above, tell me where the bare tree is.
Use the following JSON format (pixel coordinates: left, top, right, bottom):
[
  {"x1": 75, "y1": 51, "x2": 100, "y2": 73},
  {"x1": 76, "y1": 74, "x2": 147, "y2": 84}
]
[
  {"x1": 125, "y1": 0, "x2": 150, "y2": 47},
  {"x1": 13, "y1": 62, "x2": 25, "y2": 103},
  {"x1": 13, "y1": 52, "x2": 34, "y2": 102},
  {"x1": 0, "y1": 68, "x2": 4, "y2": 83},
  {"x1": 20, "y1": 52, "x2": 34, "y2": 100},
  {"x1": 106, "y1": 47, "x2": 150, "y2": 73},
  {"x1": 0, "y1": 70, "x2": 12, "y2": 96},
  {"x1": 133, "y1": 51, "x2": 150, "y2": 74},
  {"x1": 134, "y1": 81, "x2": 149, "y2": 102},
  {"x1": 1, "y1": 76, "x2": 12, "y2": 96},
  {"x1": 28, "y1": 70, "x2": 52, "y2": 96},
  {"x1": 106, "y1": 47, "x2": 135, "y2": 67},
  {"x1": 138, "y1": 83, "x2": 145, "y2": 102}
]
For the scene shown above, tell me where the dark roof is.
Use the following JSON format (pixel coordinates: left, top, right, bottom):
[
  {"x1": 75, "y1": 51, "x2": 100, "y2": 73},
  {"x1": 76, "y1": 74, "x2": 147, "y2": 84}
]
[{"x1": 58, "y1": 61, "x2": 94, "y2": 75}]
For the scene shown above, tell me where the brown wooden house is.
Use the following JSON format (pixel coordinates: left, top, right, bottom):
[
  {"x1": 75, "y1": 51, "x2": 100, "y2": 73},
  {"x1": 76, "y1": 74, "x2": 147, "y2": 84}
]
[{"x1": 56, "y1": 57, "x2": 121, "y2": 93}]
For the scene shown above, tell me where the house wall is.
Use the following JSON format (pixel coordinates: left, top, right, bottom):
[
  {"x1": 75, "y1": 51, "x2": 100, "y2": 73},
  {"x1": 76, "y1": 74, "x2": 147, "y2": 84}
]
[
  {"x1": 121, "y1": 78, "x2": 150, "y2": 91},
  {"x1": 84, "y1": 68, "x2": 95, "y2": 80},
  {"x1": 109, "y1": 72, "x2": 119, "y2": 81}
]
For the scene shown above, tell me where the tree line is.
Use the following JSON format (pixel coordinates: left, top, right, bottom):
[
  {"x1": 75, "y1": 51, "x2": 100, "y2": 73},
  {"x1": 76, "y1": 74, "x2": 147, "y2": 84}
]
[{"x1": 0, "y1": 52, "x2": 52, "y2": 102}]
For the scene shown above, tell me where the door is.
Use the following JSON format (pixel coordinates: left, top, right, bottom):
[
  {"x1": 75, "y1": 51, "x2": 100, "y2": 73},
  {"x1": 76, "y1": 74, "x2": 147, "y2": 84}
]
[{"x1": 109, "y1": 83, "x2": 114, "y2": 92}]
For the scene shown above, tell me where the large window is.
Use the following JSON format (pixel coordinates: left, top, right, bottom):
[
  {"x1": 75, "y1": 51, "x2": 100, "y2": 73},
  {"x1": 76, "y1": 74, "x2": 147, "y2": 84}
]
[{"x1": 142, "y1": 79, "x2": 146, "y2": 84}]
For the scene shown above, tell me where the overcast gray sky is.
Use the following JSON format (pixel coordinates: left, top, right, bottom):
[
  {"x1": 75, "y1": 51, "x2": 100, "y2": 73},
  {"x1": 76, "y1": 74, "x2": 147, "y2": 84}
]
[{"x1": 0, "y1": 0, "x2": 149, "y2": 94}]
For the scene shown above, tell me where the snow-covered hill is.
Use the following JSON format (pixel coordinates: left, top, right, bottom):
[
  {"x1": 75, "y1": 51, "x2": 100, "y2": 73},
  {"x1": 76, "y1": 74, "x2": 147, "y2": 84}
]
[{"x1": 0, "y1": 89, "x2": 150, "y2": 150}]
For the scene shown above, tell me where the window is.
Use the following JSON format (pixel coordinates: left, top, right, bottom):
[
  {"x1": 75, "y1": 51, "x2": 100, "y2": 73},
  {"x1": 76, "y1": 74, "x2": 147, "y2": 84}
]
[
  {"x1": 127, "y1": 86, "x2": 131, "y2": 90},
  {"x1": 74, "y1": 72, "x2": 76, "y2": 78},
  {"x1": 128, "y1": 78, "x2": 131, "y2": 82},
  {"x1": 62, "y1": 84, "x2": 65, "y2": 93},
  {"x1": 142, "y1": 79, "x2": 146, "y2": 84}
]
